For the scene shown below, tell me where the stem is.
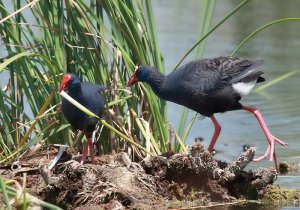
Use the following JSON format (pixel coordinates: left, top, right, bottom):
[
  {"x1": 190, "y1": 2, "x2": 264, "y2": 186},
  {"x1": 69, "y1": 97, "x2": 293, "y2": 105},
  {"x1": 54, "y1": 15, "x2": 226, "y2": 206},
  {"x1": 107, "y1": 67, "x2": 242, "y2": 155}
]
[
  {"x1": 173, "y1": 0, "x2": 250, "y2": 70},
  {"x1": 19, "y1": 91, "x2": 55, "y2": 147},
  {"x1": 0, "y1": 176, "x2": 12, "y2": 210},
  {"x1": 231, "y1": 17, "x2": 300, "y2": 55}
]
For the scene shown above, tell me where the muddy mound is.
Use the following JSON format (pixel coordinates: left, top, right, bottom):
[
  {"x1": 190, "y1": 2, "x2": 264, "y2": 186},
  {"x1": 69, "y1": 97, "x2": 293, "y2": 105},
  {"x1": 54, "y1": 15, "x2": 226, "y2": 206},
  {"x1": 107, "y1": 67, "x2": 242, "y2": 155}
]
[{"x1": 0, "y1": 144, "x2": 276, "y2": 209}]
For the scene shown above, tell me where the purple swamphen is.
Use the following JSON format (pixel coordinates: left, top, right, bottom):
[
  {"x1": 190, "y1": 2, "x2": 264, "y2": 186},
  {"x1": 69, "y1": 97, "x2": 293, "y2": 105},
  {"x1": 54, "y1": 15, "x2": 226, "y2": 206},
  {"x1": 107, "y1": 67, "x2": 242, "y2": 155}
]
[
  {"x1": 127, "y1": 56, "x2": 287, "y2": 171},
  {"x1": 59, "y1": 73, "x2": 105, "y2": 164}
]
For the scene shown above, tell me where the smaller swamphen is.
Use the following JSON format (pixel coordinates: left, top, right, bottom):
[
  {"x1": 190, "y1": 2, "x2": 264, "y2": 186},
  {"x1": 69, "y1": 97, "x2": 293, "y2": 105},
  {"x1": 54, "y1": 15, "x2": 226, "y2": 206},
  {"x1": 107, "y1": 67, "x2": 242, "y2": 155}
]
[
  {"x1": 127, "y1": 56, "x2": 288, "y2": 171},
  {"x1": 59, "y1": 73, "x2": 105, "y2": 164}
]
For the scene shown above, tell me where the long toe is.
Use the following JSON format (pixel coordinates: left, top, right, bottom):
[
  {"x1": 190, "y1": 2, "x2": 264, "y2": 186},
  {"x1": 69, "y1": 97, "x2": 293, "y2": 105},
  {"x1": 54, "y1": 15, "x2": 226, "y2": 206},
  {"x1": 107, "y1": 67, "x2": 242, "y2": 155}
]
[
  {"x1": 270, "y1": 141, "x2": 275, "y2": 161},
  {"x1": 253, "y1": 145, "x2": 271, "y2": 162},
  {"x1": 254, "y1": 134, "x2": 287, "y2": 162},
  {"x1": 253, "y1": 136, "x2": 281, "y2": 172},
  {"x1": 253, "y1": 140, "x2": 275, "y2": 162},
  {"x1": 253, "y1": 145, "x2": 279, "y2": 172},
  {"x1": 265, "y1": 134, "x2": 287, "y2": 161},
  {"x1": 272, "y1": 135, "x2": 288, "y2": 147}
]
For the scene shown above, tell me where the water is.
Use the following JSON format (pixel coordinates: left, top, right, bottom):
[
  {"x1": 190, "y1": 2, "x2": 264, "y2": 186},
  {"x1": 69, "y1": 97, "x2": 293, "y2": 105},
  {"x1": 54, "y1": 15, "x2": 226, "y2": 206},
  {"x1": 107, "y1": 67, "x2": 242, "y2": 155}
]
[
  {"x1": 1, "y1": 1, "x2": 300, "y2": 209},
  {"x1": 214, "y1": 203, "x2": 298, "y2": 210},
  {"x1": 152, "y1": 0, "x2": 300, "y2": 208}
]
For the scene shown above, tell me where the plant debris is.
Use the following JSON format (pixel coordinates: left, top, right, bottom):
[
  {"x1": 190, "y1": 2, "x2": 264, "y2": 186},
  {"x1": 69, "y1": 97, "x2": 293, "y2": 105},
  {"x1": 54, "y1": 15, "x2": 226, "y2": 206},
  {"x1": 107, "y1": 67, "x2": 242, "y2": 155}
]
[{"x1": 0, "y1": 143, "x2": 280, "y2": 209}]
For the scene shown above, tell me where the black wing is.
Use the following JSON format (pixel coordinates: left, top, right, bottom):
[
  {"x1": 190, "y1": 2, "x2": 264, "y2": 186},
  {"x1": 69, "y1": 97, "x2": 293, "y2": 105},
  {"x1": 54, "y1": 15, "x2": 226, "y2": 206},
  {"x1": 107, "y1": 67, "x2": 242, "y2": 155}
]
[{"x1": 170, "y1": 56, "x2": 264, "y2": 95}]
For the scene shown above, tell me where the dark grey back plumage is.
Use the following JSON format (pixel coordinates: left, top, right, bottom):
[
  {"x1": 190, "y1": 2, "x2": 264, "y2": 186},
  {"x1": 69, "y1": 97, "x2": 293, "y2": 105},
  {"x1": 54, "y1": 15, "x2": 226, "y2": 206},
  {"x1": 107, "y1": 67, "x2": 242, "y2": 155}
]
[{"x1": 142, "y1": 56, "x2": 265, "y2": 117}]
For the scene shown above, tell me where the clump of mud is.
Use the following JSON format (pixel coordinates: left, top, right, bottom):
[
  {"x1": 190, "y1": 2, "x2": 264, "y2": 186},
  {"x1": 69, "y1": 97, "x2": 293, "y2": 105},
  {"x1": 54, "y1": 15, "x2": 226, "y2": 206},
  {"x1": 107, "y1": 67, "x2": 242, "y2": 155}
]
[{"x1": 0, "y1": 143, "x2": 276, "y2": 209}]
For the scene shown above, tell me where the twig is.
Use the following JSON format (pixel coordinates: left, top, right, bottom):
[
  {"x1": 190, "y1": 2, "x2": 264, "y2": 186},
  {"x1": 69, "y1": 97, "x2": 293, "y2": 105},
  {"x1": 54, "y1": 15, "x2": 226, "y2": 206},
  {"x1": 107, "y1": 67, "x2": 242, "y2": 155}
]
[
  {"x1": 48, "y1": 145, "x2": 67, "y2": 170},
  {"x1": 14, "y1": 167, "x2": 39, "y2": 176},
  {"x1": 0, "y1": 0, "x2": 40, "y2": 24}
]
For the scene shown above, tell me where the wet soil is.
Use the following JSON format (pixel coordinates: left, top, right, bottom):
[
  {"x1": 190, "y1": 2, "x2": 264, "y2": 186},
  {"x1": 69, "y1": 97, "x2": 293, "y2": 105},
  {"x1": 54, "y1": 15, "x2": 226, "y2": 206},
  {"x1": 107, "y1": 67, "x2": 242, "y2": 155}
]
[{"x1": 0, "y1": 143, "x2": 278, "y2": 209}]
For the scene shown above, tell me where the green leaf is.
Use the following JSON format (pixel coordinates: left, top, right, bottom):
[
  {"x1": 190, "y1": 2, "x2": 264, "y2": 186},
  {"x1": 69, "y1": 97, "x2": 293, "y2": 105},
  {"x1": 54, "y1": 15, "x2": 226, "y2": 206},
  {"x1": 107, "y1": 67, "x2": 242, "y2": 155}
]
[{"x1": 0, "y1": 52, "x2": 37, "y2": 72}]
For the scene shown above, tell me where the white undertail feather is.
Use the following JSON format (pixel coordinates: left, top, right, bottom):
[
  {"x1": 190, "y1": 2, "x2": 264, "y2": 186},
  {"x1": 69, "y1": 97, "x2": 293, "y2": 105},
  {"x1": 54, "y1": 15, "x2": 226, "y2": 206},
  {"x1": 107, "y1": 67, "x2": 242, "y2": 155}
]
[{"x1": 232, "y1": 80, "x2": 256, "y2": 97}]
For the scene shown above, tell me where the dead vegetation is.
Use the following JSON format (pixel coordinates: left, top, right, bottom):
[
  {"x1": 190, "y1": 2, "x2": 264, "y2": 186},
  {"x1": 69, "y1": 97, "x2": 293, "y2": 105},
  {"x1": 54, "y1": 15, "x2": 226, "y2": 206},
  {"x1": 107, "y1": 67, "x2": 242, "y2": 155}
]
[{"x1": 0, "y1": 143, "x2": 280, "y2": 209}]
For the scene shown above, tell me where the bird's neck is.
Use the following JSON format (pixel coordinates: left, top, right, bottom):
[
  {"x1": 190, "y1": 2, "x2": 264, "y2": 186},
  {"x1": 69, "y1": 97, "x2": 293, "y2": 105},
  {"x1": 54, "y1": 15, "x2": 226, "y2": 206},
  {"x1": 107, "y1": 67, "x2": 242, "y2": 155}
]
[
  {"x1": 68, "y1": 83, "x2": 81, "y2": 96},
  {"x1": 145, "y1": 71, "x2": 167, "y2": 98}
]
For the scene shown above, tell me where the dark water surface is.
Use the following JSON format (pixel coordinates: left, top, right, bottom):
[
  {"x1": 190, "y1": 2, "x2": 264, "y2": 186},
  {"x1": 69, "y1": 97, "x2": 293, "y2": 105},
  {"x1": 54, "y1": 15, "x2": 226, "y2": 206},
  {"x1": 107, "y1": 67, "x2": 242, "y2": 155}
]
[{"x1": 153, "y1": 0, "x2": 300, "y2": 209}]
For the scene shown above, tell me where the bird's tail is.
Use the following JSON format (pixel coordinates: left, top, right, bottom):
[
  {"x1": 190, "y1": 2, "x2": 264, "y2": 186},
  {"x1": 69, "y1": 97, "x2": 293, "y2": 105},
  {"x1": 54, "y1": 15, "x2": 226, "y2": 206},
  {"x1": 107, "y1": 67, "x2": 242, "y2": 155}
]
[{"x1": 230, "y1": 59, "x2": 265, "y2": 84}]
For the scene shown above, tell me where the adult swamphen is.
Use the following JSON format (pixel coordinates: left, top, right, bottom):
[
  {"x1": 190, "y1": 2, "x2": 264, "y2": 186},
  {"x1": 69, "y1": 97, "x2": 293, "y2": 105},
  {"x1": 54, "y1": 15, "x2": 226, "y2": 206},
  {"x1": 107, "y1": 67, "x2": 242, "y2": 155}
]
[
  {"x1": 59, "y1": 73, "x2": 105, "y2": 164},
  {"x1": 127, "y1": 56, "x2": 288, "y2": 171}
]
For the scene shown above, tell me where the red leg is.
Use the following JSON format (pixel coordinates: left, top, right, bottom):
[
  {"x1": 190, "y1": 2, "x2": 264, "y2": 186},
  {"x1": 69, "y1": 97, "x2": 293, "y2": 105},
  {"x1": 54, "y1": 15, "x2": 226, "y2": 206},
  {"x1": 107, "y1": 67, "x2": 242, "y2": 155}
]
[
  {"x1": 208, "y1": 115, "x2": 221, "y2": 153},
  {"x1": 80, "y1": 136, "x2": 95, "y2": 164},
  {"x1": 88, "y1": 138, "x2": 95, "y2": 164},
  {"x1": 80, "y1": 141, "x2": 89, "y2": 164},
  {"x1": 242, "y1": 106, "x2": 287, "y2": 170}
]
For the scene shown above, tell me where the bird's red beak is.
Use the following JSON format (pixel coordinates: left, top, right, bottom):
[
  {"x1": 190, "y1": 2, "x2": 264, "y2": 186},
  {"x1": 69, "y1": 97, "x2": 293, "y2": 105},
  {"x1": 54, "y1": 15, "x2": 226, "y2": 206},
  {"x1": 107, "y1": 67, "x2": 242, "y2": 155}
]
[
  {"x1": 59, "y1": 74, "x2": 71, "y2": 93},
  {"x1": 127, "y1": 67, "x2": 139, "y2": 87}
]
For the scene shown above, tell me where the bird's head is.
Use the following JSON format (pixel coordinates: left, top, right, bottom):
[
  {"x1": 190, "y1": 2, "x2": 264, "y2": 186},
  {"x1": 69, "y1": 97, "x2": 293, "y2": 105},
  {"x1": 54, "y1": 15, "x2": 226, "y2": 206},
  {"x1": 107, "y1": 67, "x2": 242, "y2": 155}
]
[
  {"x1": 127, "y1": 66, "x2": 151, "y2": 87},
  {"x1": 59, "y1": 73, "x2": 80, "y2": 93}
]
